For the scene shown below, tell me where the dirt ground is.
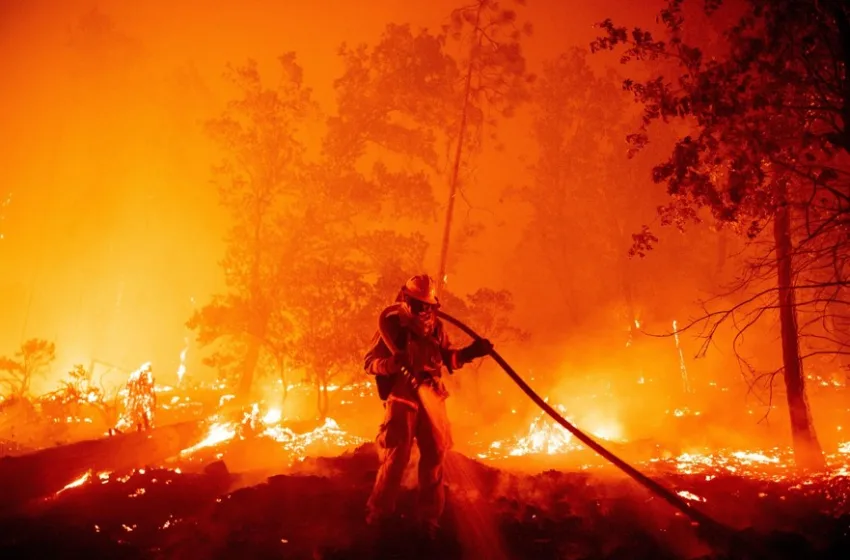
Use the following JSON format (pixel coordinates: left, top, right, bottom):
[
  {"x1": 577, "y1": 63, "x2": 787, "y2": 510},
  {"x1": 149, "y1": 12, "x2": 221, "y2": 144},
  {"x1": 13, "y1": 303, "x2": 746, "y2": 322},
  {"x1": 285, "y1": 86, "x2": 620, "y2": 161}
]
[{"x1": 0, "y1": 442, "x2": 847, "y2": 560}]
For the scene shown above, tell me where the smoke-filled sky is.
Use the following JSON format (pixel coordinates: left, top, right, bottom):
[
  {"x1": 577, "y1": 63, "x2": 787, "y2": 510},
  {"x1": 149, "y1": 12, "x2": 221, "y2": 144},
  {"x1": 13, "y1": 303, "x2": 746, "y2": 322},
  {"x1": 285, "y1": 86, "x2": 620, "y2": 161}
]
[{"x1": 2, "y1": 0, "x2": 749, "y2": 396}]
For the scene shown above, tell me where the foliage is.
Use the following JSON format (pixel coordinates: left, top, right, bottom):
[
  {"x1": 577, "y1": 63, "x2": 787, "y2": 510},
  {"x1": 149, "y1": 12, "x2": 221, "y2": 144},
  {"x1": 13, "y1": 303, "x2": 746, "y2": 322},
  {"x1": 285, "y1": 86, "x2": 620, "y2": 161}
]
[
  {"x1": 39, "y1": 364, "x2": 120, "y2": 434},
  {"x1": 190, "y1": 48, "x2": 444, "y2": 410},
  {"x1": 187, "y1": 54, "x2": 314, "y2": 396},
  {"x1": 517, "y1": 46, "x2": 723, "y2": 333},
  {"x1": 440, "y1": 287, "x2": 528, "y2": 399},
  {"x1": 519, "y1": 48, "x2": 642, "y2": 314},
  {"x1": 590, "y1": 0, "x2": 850, "y2": 360},
  {"x1": 0, "y1": 339, "x2": 56, "y2": 398},
  {"x1": 190, "y1": 5, "x2": 532, "y2": 414},
  {"x1": 592, "y1": 0, "x2": 850, "y2": 247},
  {"x1": 591, "y1": 0, "x2": 850, "y2": 465},
  {"x1": 446, "y1": 288, "x2": 530, "y2": 345}
]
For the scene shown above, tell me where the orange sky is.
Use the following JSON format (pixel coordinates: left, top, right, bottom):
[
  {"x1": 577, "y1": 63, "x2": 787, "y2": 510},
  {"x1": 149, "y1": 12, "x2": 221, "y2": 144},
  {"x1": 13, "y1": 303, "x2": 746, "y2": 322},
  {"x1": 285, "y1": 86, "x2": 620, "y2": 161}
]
[{"x1": 0, "y1": 0, "x2": 694, "y2": 393}]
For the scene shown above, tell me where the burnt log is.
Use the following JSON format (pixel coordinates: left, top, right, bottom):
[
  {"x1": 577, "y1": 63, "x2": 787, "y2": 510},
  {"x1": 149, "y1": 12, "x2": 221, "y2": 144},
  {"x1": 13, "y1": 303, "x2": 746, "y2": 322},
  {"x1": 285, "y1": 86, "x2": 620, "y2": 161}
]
[{"x1": 0, "y1": 420, "x2": 206, "y2": 514}]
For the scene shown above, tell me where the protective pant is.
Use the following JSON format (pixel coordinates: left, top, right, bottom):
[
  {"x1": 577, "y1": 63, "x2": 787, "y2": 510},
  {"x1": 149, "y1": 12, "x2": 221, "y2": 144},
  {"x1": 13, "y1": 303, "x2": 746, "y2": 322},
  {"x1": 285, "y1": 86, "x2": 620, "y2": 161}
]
[{"x1": 366, "y1": 387, "x2": 452, "y2": 526}]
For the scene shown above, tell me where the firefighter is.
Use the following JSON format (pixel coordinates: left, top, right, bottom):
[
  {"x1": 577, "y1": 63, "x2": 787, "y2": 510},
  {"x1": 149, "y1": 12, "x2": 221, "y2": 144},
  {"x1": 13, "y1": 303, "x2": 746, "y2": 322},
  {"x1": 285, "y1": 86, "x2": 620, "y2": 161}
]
[
  {"x1": 365, "y1": 274, "x2": 492, "y2": 537},
  {"x1": 127, "y1": 362, "x2": 156, "y2": 431}
]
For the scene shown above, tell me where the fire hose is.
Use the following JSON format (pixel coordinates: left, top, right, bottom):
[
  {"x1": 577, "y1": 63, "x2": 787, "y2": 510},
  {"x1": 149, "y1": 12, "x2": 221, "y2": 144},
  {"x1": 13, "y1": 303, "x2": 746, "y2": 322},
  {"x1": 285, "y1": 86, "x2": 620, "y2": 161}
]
[
  {"x1": 378, "y1": 303, "x2": 761, "y2": 553},
  {"x1": 434, "y1": 309, "x2": 729, "y2": 527},
  {"x1": 378, "y1": 304, "x2": 727, "y2": 531}
]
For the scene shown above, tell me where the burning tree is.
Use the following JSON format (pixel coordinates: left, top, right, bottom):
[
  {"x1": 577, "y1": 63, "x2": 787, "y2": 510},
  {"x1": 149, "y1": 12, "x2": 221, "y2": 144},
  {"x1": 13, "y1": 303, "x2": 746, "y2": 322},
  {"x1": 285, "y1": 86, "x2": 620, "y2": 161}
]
[
  {"x1": 0, "y1": 339, "x2": 56, "y2": 399},
  {"x1": 592, "y1": 0, "x2": 850, "y2": 468}
]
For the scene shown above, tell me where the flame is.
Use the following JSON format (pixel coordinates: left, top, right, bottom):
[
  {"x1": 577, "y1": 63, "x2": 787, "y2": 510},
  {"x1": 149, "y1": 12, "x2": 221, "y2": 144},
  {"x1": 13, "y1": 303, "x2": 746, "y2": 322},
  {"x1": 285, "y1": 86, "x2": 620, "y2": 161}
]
[
  {"x1": 677, "y1": 490, "x2": 707, "y2": 502},
  {"x1": 57, "y1": 471, "x2": 92, "y2": 494},
  {"x1": 262, "y1": 408, "x2": 282, "y2": 425},
  {"x1": 54, "y1": 469, "x2": 113, "y2": 497},
  {"x1": 177, "y1": 402, "x2": 364, "y2": 462},
  {"x1": 481, "y1": 403, "x2": 624, "y2": 459},
  {"x1": 180, "y1": 422, "x2": 237, "y2": 455},
  {"x1": 262, "y1": 417, "x2": 365, "y2": 460},
  {"x1": 176, "y1": 337, "x2": 189, "y2": 386}
]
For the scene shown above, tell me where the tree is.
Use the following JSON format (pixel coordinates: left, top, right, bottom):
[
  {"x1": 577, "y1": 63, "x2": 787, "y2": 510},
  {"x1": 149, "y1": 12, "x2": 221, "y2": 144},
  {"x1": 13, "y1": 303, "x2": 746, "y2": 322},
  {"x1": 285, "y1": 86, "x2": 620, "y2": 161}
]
[
  {"x1": 437, "y1": 0, "x2": 534, "y2": 291},
  {"x1": 442, "y1": 288, "x2": 529, "y2": 397},
  {"x1": 188, "y1": 54, "x2": 314, "y2": 399},
  {"x1": 286, "y1": 258, "x2": 374, "y2": 421},
  {"x1": 592, "y1": 0, "x2": 850, "y2": 469},
  {"x1": 334, "y1": 9, "x2": 533, "y2": 290},
  {"x1": 520, "y1": 48, "x2": 643, "y2": 324},
  {"x1": 0, "y1": 339, "x2": 56, "y2": 398},
  {"x1": 517, "y1": 46, "x2": 724, "y2": 348}
]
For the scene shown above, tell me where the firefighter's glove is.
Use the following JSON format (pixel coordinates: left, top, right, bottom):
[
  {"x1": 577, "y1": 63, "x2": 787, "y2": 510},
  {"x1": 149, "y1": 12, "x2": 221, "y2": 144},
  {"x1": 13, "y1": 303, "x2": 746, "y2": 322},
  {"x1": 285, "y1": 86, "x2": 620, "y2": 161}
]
[{"x1": 458, "y1": 338, "x2": 493, "y2": 363}]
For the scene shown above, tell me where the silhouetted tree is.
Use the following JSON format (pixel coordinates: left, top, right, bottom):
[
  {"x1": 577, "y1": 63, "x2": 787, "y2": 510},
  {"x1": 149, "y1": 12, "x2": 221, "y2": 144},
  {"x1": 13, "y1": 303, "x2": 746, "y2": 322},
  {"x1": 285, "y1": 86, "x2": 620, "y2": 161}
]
[
  {"x1": 593, "y1": 0, "x2": 850, "y2": 468},
  {"x1": 334, "y1": 7, "x2": 534, "y2": 290},
  {"x1": 188, "y1": 54, "x2": 314, "y2": 399},
  {"x1": 437, "y1": 0, "x2": 535, "y2": 290},
  {"x1": 0, "y1": 339, "x2": 56, "y2": 398},
  {"x1": 441, "y1": 288, "x2": 529, "y2": 398}
]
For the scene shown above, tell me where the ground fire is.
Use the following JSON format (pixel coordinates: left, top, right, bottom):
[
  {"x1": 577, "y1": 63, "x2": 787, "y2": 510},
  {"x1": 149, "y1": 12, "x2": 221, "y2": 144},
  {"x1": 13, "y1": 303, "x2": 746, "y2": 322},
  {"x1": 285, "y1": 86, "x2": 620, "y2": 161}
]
[{"x1": 4, "y1": 0, "x2": 850, "y2": 558}]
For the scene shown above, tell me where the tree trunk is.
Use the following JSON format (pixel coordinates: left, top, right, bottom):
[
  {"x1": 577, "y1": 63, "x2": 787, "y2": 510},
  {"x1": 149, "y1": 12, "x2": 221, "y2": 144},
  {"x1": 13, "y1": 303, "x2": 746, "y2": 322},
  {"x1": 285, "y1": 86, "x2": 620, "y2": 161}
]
[
  {"x1": 278, "y1": 356, "x2": 289, "y2": 408},
  {"x1": 773, "y1": 195, "x2": 825, "y2": 470},
  {"x1": 317, "y1": 380, "x2": 329, "y2": 422},
  {"x1": 436, "y1": 1, "x2": 483, "y2": 295},
  {"x1": 238, "y1": 337, "x2": 261, "y2": 399}
]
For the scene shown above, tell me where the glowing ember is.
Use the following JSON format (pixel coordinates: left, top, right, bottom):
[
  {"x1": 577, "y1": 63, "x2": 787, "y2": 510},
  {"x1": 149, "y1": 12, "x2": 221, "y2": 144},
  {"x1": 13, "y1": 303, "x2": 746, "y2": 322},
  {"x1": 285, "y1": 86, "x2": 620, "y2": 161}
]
[
  {"x1": 57, "y1": 471, "x2": 92, "y2": 494},
  {"x1": 676, "y1": 490, "x2": 706, "y2": 502},
  {"x1": 177, "y1": 401, "x2": 364, "y2": 463},
  {"x1": 180, "y1": 422, "x2": 237, "y2": 455}
]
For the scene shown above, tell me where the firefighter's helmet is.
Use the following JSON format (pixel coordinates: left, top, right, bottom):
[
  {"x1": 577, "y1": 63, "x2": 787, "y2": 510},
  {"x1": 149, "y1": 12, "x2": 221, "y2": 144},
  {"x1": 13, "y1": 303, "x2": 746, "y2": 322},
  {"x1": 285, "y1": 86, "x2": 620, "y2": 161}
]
[{"x1": 401, "y1": 274, "x2": 440, "y2": 306}]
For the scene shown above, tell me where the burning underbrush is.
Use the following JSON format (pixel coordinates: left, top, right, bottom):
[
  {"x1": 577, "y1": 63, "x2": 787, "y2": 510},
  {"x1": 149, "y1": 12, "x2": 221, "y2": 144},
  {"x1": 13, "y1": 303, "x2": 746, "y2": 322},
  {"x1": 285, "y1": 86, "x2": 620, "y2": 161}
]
[{"x1": 2, "y1": 366, "x2": 850, "y2": 558}]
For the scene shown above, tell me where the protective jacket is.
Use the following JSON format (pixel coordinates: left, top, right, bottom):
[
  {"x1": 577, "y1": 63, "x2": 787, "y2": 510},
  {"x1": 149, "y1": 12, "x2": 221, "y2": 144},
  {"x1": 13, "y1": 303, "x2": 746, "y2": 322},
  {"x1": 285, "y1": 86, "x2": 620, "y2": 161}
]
[{"x1": 364, "y1": 306, "x2": 465, "y2": 402}]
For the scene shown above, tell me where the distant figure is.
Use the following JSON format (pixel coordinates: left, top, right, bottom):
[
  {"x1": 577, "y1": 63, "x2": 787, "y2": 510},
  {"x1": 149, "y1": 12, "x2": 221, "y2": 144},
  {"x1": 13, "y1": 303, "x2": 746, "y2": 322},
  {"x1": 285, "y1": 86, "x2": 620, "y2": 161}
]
[
  {"x1": 115, "y1": 362, "x2": 157, "y2": 433},
  {"x1": 364, "y1": 274, "x2": 492, "y2": 539}
]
